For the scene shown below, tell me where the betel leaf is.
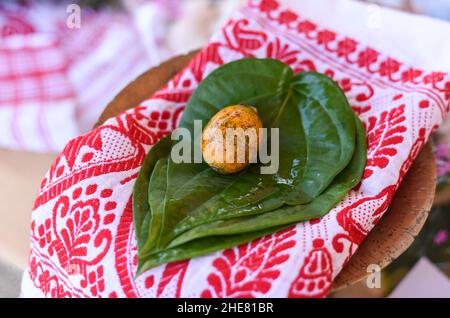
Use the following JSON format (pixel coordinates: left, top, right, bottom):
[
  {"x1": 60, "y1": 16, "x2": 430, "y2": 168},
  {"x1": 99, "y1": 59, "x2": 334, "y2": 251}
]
[
  {"x1": 142, "y1": 158, "x2": 168, "y2": 252},
  {"x1": 136, "y1": 114, "x2": 366, "y2": 272},
  {"x1": 137, "y1": 225, "x2": 288, "y2": 274},
  {"x1": 152, "y1": 58, "x2": 355, "y2": 250},
  {"x1": 133, "y1": 58, "x2": 365, "y2": 272}
]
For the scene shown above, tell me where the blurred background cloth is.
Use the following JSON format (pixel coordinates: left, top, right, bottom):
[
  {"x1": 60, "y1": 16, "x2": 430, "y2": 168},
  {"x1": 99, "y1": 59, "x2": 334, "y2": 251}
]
[{"x1": 0, "y1": 0, "x2": 163, "y2": 152}]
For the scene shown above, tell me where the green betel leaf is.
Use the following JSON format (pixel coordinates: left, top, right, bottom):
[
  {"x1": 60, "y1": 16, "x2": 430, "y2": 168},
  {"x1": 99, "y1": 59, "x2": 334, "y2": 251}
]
[
  {"x1": 137, "y1": 225, "x2": 288, "y2": 275},
  {"x1": 132, "y1": 135, "x2": 171, "y2": 249},
  {"x1": 133, "y1": 58, "x2": 365, "y2": 272},
  {"x1": 167, "y1": 114, "x2": 366, "y2": 247},
  {"x1": 136, "y1": 114, "x2": 366, "y2": 272}
]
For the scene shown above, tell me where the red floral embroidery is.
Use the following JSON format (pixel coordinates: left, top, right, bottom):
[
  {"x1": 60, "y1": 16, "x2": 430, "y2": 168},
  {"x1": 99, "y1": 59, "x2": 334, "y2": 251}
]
[
  {"x1": 37, "y1": 183, "x2": 115, "y2": 298},
  {"x1": 277, "y1": 10, "x2": 298, "y2": 25},
  {"x1": 378, "y1": 58, "x2": 401, "y2": 80},
  {"x1": 364, "y1": 105, "x2": 407, "y2": 179},
  {"x1": 316, "y1": 30, "x2": 336, "y2": 45},
  {"x1": 24, "y1": 0, "x2": 449, "y2": 298},
  {"x1": 288, "y1": 239, "x2": 333, "y2": 298},
  {"x1": 258, "y1": 0, "x2": 279, "y2": 13},
  {"x1": 401, "y1": 68, "x2": 423, "y2": 84},
  {"x1": 336, "y1": 185, "x2": 395, "y2": 246},
  {"x1": 202, "y1": 227, "x2": 296, "y2": 298},
  {"x1": 357, "y1": 48, "x2": 379, "y2": 69},
  {"x1": 336, "y1": 38, "x2": 358, "y2": 59},
  {"x1": 297, "y1": 20, "x2": 317, "y2": 34},
  {"x1": 28, "y1": 256, "x2": 73, "y2": 298},
  {"x1": 157, "y1": 261, "x2": 189, "y2": 297},
  {"x1": 266, "y1": 38, "x2": 300, "y2": 65},
  {"x1": 226, "y1": 19, "x2": 268, "y2": 51}
]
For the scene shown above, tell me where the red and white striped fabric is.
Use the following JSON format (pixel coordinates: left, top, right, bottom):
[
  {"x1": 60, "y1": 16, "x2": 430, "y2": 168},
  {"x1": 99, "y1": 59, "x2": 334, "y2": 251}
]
[
  {"x1": 62, "y1": 10, "x2": 160, "y2": 133},
  {"x1": 0, "y1": 2, "x2": 161, "y2": 152},
  {"x1": 21, "y1": 0, "x2": 450, "y2": 297},
  {"x1": 0, "y1": 34, "x2": 77, "y2": 151}
]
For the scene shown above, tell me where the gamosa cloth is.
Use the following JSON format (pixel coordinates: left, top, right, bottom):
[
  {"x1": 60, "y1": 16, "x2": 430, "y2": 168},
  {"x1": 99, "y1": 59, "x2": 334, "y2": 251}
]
[
  {"x1": 0, "y1": 1, "x2": 161, "y2": 152},
  {"x1": 21, "y1": 0, "x2": 450, "y2": 297}
]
